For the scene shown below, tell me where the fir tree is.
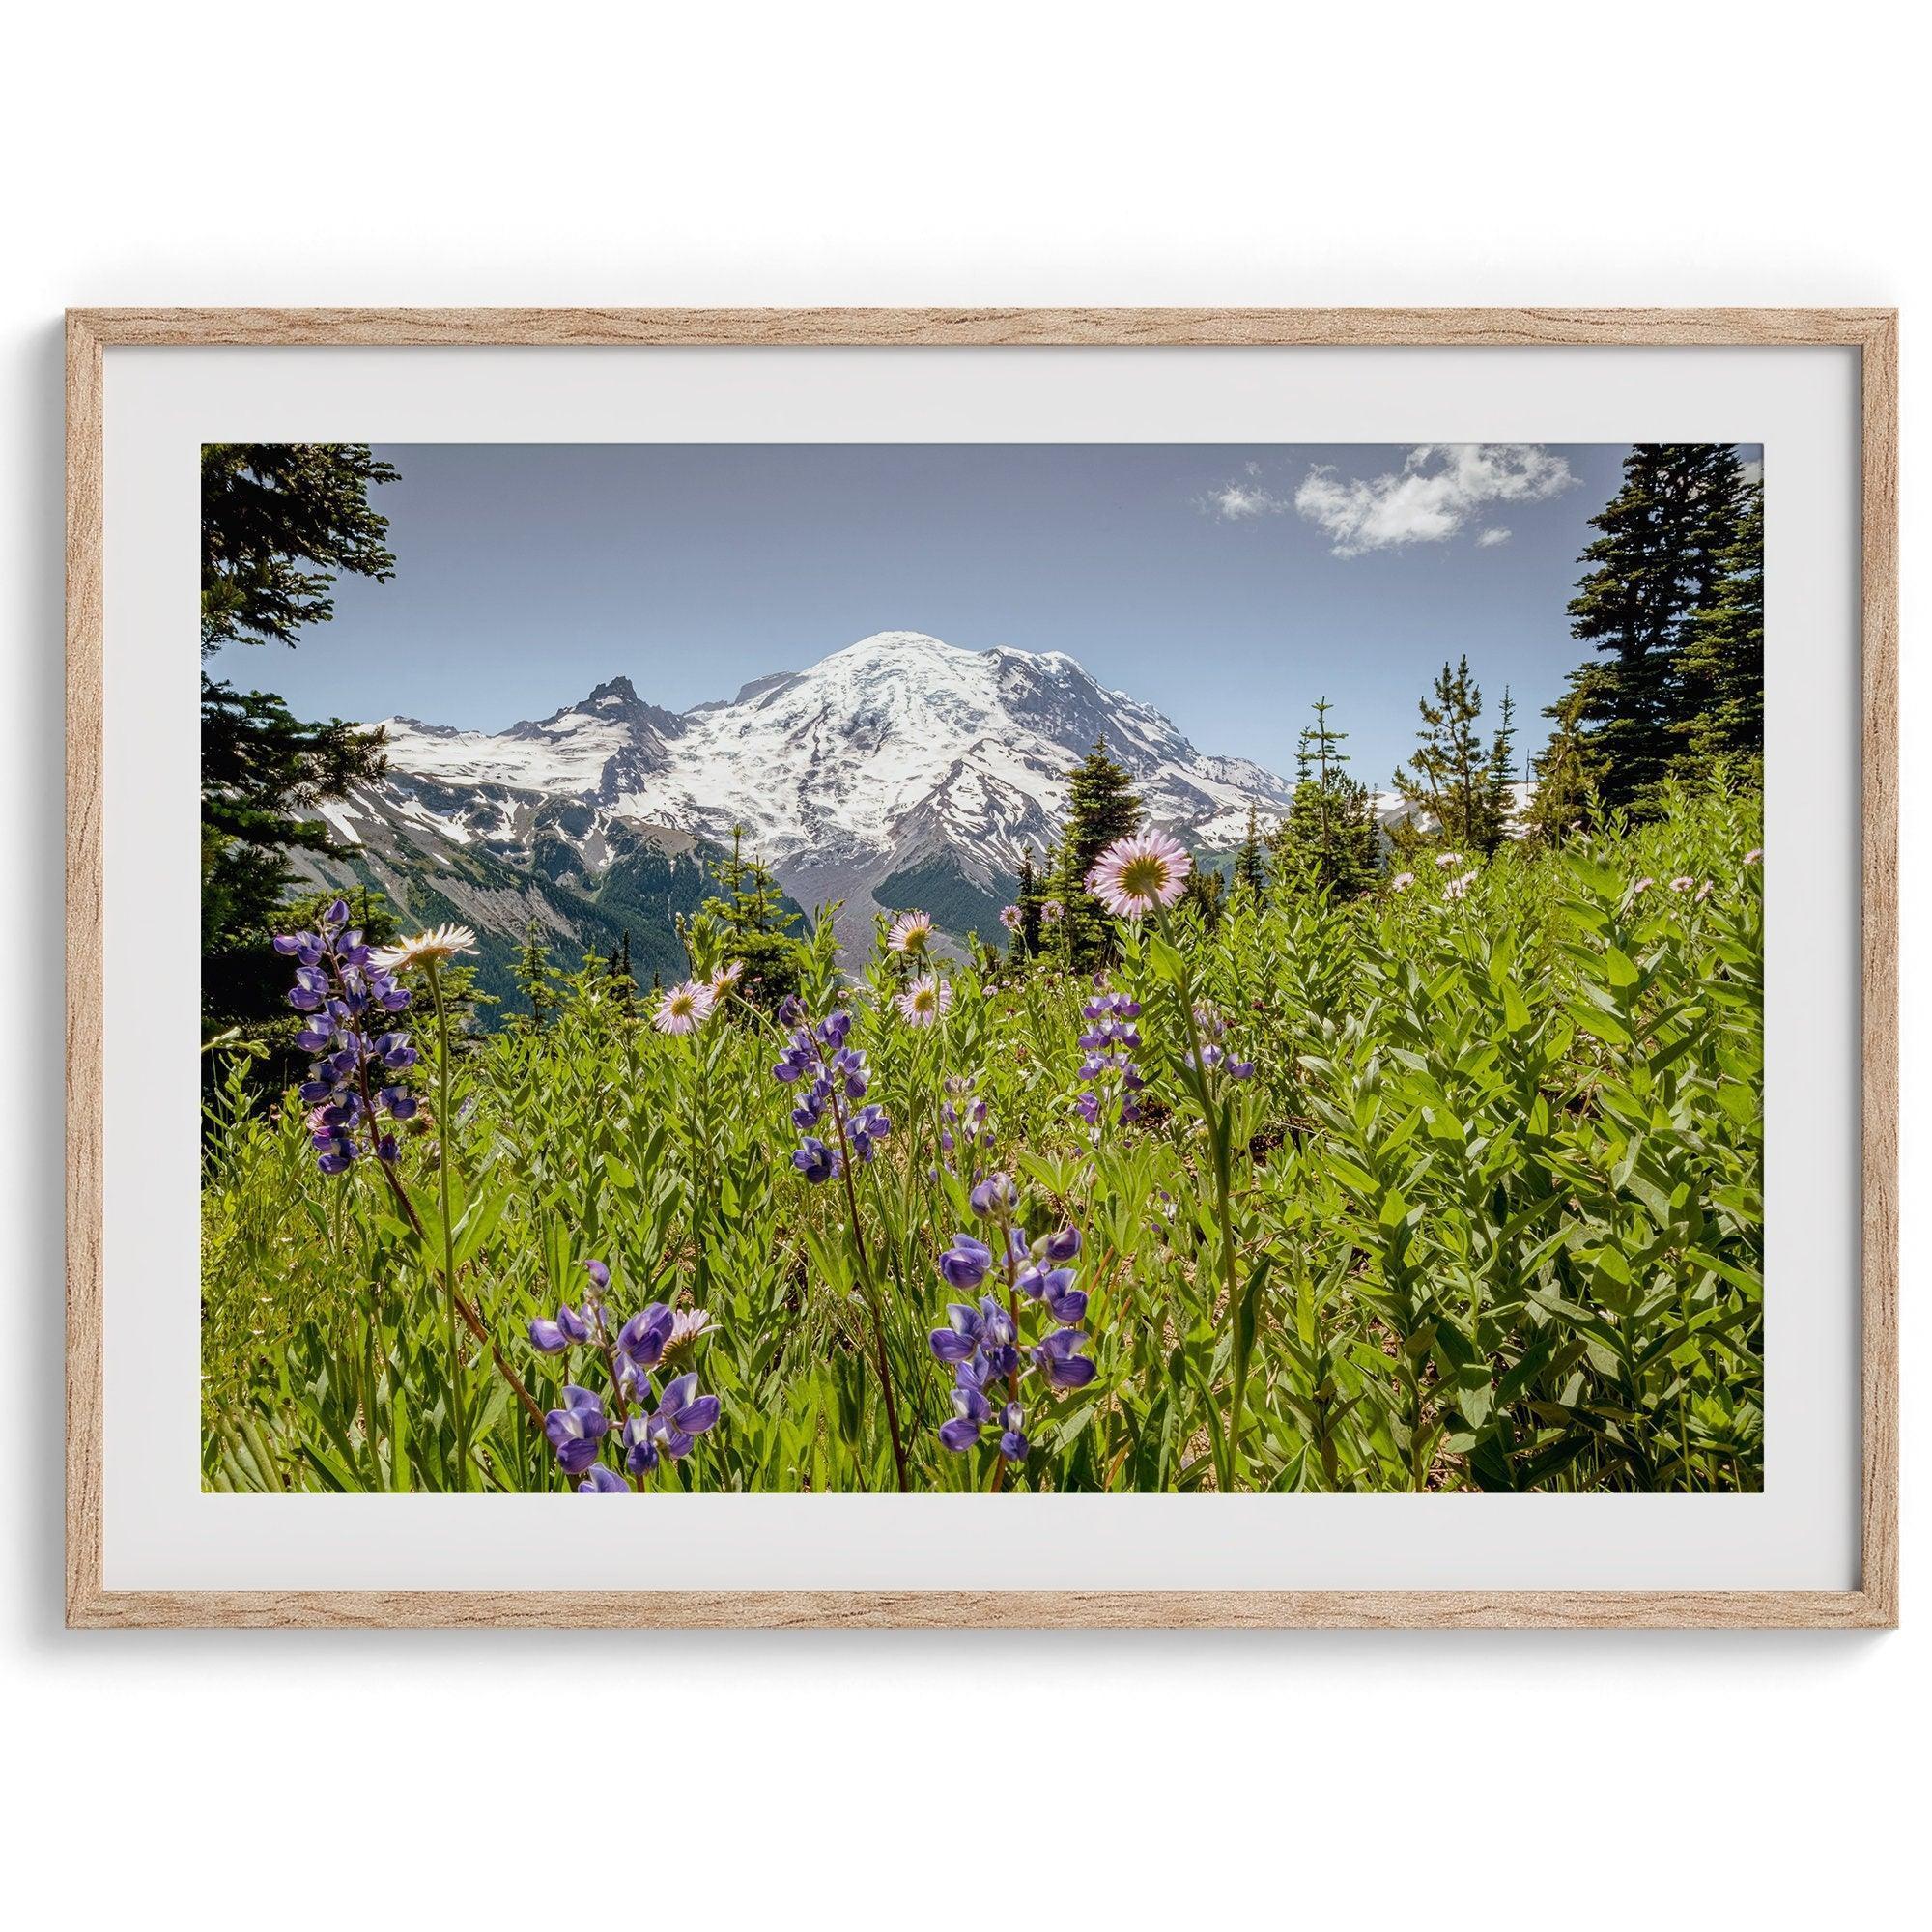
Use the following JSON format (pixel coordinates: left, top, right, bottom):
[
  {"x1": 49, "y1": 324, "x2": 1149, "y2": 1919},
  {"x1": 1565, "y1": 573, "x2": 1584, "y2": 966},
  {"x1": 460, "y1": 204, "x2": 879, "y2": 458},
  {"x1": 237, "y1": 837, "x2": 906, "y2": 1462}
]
[
  {"x1": 605, "y1": 929, "x2": 637, "y2": 1018},
  {"x1": 1524, "y1": 688, "x2": 1599, "y2": 844},
  {"x1": 200, "y1": 444, "x2": 399, "y2": 1037},
  {"x1": 1390, "y1": 662, "x2": 1518, "y2": 858},
  {"x1": 1674, "y1": 476, "x2": 1764, "y2": 767},
  {"x1": 1479, "y1": 686, "x2": 1520, "y2": 858},
  {"x1": 514, "y1": 919, "x2": 559, "y2": 1032},
  {"x1": 1014, "y1": 847, "x2": 1044, "y2": 957},
  {"x1": 701, "y1": 824, "x2": 804, "y2": 1009},
  {"x1": 1233, "y1": 803, "x2": 1269, "y2": 898},
  {"x1": 1270, "y1": 697, "x2": 1378, "y2": 898},
  {"x1": 1558, "y1": 442, "x2": 1748, "y2": 810},
  {"x1": 1052, "y1": 738, "x2": 1143, "y2": 969}
]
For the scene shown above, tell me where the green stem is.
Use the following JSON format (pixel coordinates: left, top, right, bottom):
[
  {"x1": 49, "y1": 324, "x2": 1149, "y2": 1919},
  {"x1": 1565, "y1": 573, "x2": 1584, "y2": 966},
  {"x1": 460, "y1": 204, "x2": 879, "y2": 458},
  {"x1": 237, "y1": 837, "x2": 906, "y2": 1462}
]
[
  {"x1": 1155, "y1": 903, "x2": 1244, "y2": 1489},
  {"x1": 829, "y1": 1089, "x2": 909, "y2": 1492},
  {"x1": 426, "y1": 962, "x2": 469, "y2": 1492}
]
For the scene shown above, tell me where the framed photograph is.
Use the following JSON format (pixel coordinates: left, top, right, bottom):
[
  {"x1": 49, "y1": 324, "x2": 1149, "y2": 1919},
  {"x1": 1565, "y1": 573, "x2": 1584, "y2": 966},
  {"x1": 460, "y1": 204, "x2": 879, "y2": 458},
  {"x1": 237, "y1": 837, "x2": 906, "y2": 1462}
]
[{"x1": 66, "y1": 308, "x2": 1897, "y2": 1628}]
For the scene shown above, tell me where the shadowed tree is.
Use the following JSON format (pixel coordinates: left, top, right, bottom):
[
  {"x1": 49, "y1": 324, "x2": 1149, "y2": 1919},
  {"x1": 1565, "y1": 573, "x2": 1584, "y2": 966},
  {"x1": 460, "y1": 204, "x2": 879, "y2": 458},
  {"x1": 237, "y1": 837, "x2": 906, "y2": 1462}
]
[
  {"x1": 1556, "y1": 442, "x2": 1748, "y2": 810},
  {"x1": 200, "y1": 444, "x2": 399, "y2": 1037},
  {"x1": 1052, "y1": 738, "x2": 1143, "y2": 969}
]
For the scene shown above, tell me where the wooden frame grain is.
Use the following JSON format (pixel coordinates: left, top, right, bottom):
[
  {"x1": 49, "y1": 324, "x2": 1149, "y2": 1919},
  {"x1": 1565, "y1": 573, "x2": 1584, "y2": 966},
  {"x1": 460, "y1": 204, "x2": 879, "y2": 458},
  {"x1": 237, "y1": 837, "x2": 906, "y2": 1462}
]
[{"x1": 65, "y1": 307, "x2": 1899, "y2": 1630}]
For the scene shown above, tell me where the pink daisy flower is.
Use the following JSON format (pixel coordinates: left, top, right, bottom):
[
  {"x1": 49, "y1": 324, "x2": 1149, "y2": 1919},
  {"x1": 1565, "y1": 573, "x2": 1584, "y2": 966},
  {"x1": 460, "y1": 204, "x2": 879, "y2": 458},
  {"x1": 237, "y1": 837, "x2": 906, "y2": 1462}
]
[
  {"x1": 1390, "y1": 871, "x2": 1415, "y2": 892},
  {"x1": 1442, "y1": 869, "x2": 1478, "y2": 900},
  {"x1": 998, "y1": 904, "x2": 1023, "y2": 932},
  {"x1": 1744, "y1": 847, "x2": 1763, "y2": 867},
  {"x1": 1669, "y1": 875, "x2": 1695, "y2": 894},
  {"x1": 653, "y1": 980, "x2": 716, "y2": 1035},
  {"x1": 663, "y1": 1307, "x2": 716, "y2": 1356},
  {"x1": 1040, "y1": 898, "x2": 1065, "y2": 924},
  {"x1": 895, "y1": 973, "x2": 952, "y2": 1028},
  {"x1": 709, "y1": 958, "x2": 745, "y2": 1000},
  {"x1": 886, "y1": 910, "x2": 934, "y2": 955},
  {"x1": 1086, "y1": 830, "x2": 1193, "y2": 918},
  {"x1": 1435, "y1": 851, "x2": 1464, "y2": 870}
]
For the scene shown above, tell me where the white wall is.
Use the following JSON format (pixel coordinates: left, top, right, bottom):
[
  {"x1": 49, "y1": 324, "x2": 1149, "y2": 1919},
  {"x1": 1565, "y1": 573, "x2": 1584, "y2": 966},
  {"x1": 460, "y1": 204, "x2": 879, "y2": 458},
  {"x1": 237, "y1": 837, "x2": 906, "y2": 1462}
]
[{"x1": 3, "y1": 4, "x2": 1918, "y2": 1922}]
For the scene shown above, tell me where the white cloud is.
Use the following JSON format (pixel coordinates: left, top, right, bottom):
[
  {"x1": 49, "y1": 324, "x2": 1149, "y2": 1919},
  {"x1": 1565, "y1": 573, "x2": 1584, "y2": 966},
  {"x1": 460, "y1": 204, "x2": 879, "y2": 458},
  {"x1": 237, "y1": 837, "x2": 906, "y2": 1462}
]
[
  {"x1": 1292, "y1": 444, "x2": 1575, "y2": 557},
  {"x1": 1476, "y1": 526, "x2": 1513, "y2": 548},
  {"x1": 1205, "y1": 482, "x2": 1291, "y2": 520}
]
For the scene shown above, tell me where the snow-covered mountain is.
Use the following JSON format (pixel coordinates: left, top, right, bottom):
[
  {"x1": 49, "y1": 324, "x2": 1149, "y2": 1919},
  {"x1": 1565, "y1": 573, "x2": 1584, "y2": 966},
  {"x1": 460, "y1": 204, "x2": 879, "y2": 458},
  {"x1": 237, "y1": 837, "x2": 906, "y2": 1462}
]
[{"x1": 317, "y1": 631, "x2": 1299, "y2": 956}]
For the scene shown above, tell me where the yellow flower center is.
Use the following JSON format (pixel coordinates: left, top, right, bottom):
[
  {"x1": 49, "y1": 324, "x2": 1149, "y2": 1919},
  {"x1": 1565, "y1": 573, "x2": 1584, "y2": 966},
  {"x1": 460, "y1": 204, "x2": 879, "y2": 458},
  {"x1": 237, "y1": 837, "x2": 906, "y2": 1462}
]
[{"x1": 1119, "y1": 855, "x2": 1167, "y2": 899}]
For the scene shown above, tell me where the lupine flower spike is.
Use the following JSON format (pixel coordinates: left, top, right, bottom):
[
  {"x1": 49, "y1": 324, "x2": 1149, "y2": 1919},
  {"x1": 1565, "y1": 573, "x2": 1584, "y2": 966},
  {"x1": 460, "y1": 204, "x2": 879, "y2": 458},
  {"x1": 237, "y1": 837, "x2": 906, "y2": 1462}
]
[
  {"x1": 277, "y1": 899, "x2": 420, "y2": 1173},
  {"x1": 774, "y1": 1006, "x2": 891, "y2": 1180},
  {"x1": 927, "y1": 1170, "x2": 1097, "y2": 1467}
]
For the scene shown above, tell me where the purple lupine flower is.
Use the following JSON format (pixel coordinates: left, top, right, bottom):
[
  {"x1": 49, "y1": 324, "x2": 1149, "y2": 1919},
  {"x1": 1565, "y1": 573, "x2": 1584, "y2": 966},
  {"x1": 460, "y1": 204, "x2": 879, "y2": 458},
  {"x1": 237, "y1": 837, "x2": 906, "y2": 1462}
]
[
  {"x1": 1033, "y1": 1327, "x2": 1097, "y2": 1389},
  {"x1": 650, "y1": 1372, "x2": 722, "y2": 1459},
  {"x1": 614, "y1": 1303, "x2": 675, "y2": 1394},
  {"x1": 936, "y1": 1077, "x2": 992, "y2": 1171},
  {"x1": 621, "y1": 1412, "x2": 660, "y2": 1475},
  {"x1": 1017, "y1": 1263, "x2": 1087, "y2": 1325},
  {"x1": 847, "y1": 1102, "x2": 893, "y2": 1162},
  {"x1": 528, "y1": 1302, "x2": 592, "y2": 1353},
  {"x1": 578, "y1": 1463, "x2": 628, "y2": 1493},
  {"x1": 928, "y1": 1294, "x2": 1014, "y2": 1366},
  {"x1": 277, "y1": 899, "x2": 419, "y2": 1173},
  {"x1": 792, "y1": 1137, "x2": 839, "y2": 1184},
  {"x1": 969, "y1": 1172, "x2": 1019, "y2": 1219},
  {"x1": 544, "y1": 1385, "x2": 611, "y2": 1474},
  {"x1": 939, "y1": 1374, "x2": 994, "y2": 1452},
  {"x1": 776, "y1": 1008, "x2": 883, "y2": 1179},
  {"x1": 925, "y1": 1176, "x2": 1100, "y2": 1463},
  {"x1": 939, "y1": 1234, "x2": 993, "y2": 1291}
]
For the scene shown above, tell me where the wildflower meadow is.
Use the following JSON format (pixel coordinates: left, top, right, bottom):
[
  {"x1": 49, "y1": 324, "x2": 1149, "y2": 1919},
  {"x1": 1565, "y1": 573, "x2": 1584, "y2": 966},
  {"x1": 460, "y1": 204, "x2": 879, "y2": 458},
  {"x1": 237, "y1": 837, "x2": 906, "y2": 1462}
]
[{"x1": 201, "y1": 784, "x2": 1764, "y2": 1496}]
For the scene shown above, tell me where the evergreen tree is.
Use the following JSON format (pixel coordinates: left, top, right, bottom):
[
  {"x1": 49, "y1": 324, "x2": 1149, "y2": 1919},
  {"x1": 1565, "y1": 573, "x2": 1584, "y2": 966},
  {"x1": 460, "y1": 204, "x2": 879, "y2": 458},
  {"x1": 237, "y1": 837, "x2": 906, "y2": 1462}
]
[
  {"x1": 1273, "y1": 697, "x2": 1378, "y2": 898},
  {"x1": 1390, "y1": 661, "x2": 1518, "y2": 858},
  {"x1": 1675, "y1": 476, "x2": 1764, "y2": 766},
  {"x1": 1013, "y1": 846, "x2": 1044, "y2": 957},
  {"x1": 701, "y1": 824, "x2": 804, "y2": 1009},
  {"x1": 200, "y1": 444, "x2": 399, "y2": 1037},
  {"x1": 1478, "y1": 686, "x2": 1520, "y2": 858},
  {"x1": 514, "y1": 919, "x2": 560, "y2": 1031},
  {"x1": 1558, "y1": 442, "x2": 1747, "y2": 810},
  {"x1": 1233, "y1": 803, "x2": 1269, "y2": 898},
  {"x1": 1524, "y1": 688, "x2": 1598, "y2": 845},
  {"x1": 604, "y1": 929, "x2": 637, "y2": 1018},
  {"x1": 1052, "y1": 738, "x2": 1143, "y2": 969},
  {"x1": 1180, "y1": 864, "x2": 1226, "y2": 928}
]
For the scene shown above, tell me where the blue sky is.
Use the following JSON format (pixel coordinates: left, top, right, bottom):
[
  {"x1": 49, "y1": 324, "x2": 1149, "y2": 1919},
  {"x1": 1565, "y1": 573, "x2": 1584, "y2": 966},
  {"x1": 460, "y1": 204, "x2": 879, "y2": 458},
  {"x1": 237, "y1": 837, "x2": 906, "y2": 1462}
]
[{"x1": 206, "y1": 441, "x2": 1753, "y2": 788}]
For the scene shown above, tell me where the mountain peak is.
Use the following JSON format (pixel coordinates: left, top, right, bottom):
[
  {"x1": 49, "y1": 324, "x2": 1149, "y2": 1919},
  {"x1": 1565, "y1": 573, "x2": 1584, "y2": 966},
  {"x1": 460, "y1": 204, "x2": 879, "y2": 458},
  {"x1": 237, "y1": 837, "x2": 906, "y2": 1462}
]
[
  {"x1": 827, "y1": 629, "x2": 960, "y2": 661},
  {"x1": 585, "y1": 674, "x2": 639, "y2": 704}
]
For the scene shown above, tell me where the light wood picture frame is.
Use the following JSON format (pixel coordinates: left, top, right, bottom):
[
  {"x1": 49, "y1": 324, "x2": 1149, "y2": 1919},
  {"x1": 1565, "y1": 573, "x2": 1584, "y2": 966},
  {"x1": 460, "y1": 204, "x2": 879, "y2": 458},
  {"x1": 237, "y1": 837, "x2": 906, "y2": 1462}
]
[{"x1": 65, "y1": 307, "x2": 1899, "y2": 1630}]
